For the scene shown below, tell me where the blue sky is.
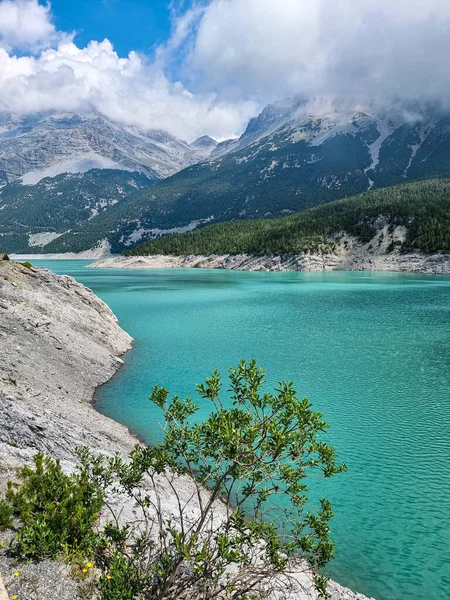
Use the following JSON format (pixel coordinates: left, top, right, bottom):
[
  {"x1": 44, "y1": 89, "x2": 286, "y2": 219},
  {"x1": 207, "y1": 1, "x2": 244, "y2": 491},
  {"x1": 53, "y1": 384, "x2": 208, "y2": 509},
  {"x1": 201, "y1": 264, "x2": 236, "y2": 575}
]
[{"x1": 51, "y1": 0, "x2": 174, "y2": 57}]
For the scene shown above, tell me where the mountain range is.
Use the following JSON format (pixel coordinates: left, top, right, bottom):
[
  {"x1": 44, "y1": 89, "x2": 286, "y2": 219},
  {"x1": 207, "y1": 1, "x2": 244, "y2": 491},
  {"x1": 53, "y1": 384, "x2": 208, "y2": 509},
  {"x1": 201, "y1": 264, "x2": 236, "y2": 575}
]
[
  {"x1": 124, "y1": 178, "x2": 450, "y2": 258},
  {"x1": 0, "y1": 111, "x2": 219, "y2": 252},
  {"x1": 0, "y1": 111, "x2": 218, "y2": 184},
  {"x1": 1, "y1": 99, "x2": 450, "y2": 254}
]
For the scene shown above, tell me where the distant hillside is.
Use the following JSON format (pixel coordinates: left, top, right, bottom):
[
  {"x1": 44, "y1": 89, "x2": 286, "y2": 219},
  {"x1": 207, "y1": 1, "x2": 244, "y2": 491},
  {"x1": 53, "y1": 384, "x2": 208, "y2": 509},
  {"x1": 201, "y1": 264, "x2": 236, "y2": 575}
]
[
  {"x1": 42, "y1": 100, "x2": 450, "y2": 255},
  {"x1": 0, "y1": 110, "x2": 219, "y2": 254},
  {"x1": 0, "y1": 169, "x2": 152, "y2": 253},
  {"x1": 124, "y1": 179, "x2": 450, "y2": 257}
]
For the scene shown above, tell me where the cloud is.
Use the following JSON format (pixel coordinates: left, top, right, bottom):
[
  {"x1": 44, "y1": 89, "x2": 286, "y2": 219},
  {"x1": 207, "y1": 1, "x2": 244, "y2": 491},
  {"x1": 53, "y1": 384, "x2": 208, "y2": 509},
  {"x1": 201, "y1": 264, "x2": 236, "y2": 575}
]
[
  {"x1": 188, "y1": 0, "x2": 450, "y2": 110},
  {"x1": 0, "y1": 0, "x2": 256, "y2": 141},
  {"x1": 0, "y1": 0, "x2": 69, "y2": 52},
  {"x1": 1, "y1": 0, "x2": 450, "y2": 143}
]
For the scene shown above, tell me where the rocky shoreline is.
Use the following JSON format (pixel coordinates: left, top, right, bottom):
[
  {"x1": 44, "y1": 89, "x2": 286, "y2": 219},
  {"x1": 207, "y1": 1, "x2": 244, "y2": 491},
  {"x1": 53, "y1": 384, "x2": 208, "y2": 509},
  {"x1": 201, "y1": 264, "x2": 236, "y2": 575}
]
[
  {"x1": 89, "y1": 250, "x2": 450, "y2": 274},
  {"x1": 0, "y1": 259, "x2": 373, "y2": 600},
  {"x1": 0, "y1": 259, "x2": 134, "y2": 598}
]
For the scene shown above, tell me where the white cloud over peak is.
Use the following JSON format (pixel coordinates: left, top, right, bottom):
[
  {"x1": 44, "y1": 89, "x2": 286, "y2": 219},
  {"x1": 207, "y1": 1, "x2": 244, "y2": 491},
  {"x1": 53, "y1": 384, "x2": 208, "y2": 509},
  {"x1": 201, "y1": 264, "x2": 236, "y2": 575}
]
[
  {"x1": 0, "y1": 0, "x2": 69, "y2": 52},
  {"x1": 189, "y1": 0, "x2": 450, "y2": 109},
  {"x1": 1, "y1": 0, "x2": 450, "y2": 143},
  {"x1": 0, "y1": 0, "x2": 256, "y2": 141}
]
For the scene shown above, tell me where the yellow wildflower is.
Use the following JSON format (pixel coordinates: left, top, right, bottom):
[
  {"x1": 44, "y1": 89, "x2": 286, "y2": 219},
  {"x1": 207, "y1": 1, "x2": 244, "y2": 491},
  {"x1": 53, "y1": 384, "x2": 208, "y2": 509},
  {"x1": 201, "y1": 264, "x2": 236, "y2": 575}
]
[
  {"x1": 82, "y1": 568, "x2": 88, "y2": 574},
  {"x1": 13, "y1": 571, "x2": 19, "y2": 577},
  {"x1": 12, "y1": 596, "x2": 18, "y2": 600},
  {"x1": 86, "y1": 562, "x2": 93, "y2": 568},
  {"x1": 107, "y1": 575, "x2": 112, "y2": 580}
]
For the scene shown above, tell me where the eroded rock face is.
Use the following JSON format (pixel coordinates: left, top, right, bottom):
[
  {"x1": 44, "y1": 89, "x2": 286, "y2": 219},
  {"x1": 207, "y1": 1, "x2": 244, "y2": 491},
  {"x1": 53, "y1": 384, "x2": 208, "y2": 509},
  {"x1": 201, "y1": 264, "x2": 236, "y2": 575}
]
[
  {"x1": 90, "y1": 250, "x2": 450, "y2": 274},
  {"x1": 0, "y1": 259, "x2": 133, "y2": 469}
]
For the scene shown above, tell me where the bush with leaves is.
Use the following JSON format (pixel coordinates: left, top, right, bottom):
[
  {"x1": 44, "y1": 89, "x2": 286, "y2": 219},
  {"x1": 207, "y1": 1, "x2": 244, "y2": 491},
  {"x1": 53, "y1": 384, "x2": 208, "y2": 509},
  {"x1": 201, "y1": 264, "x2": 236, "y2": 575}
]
[
  {"x1": 3, "y1": 360, "x2": 345, "y2": 599},
  {"x1": 0, "y1": 499, "x2": 13, "y2": 530},
  {"x1": 6, "y1": 452, "x2": 104, "y2": 561},
  {"x1": 91, "y1": 359, "x2": 346, "y2": 599}
]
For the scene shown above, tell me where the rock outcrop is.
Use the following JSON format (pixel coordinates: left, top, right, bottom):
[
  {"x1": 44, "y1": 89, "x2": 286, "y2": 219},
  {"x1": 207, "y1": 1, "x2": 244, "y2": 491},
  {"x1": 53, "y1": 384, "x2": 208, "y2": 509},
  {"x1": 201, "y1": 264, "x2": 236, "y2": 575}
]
[
  {"x1": 0, "y1": 259, "x2": 133, "y2": 468},
  {"x1": 89, "y1": 250, "x2": 450, "y2": 275}
]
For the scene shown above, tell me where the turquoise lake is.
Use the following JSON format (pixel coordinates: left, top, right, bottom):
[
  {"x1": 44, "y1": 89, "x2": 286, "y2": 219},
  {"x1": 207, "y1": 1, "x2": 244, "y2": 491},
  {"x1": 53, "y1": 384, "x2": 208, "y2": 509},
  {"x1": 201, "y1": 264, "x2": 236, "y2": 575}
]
[{"x1": 31, "y1": 261, "x2": 450, "y2": 600}]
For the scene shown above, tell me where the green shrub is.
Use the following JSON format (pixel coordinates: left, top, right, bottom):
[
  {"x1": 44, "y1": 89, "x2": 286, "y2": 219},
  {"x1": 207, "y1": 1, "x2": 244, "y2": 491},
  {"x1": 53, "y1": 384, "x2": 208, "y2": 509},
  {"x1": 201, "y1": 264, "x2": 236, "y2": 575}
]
[
  {"x1": 5, "y1": 362, "x2": 345, "y2": 599},
  {"x1": 94, "y1": 360, "x2": 345, "y2": 599},
  {"x1": 6, "y1": 452, "x2": 104, "y2": 561},
  {"x1": 1, "y1": 253, "x2": 9, "y2": 261},
  {"x1": 0, "y1": 499, "x2": 13, "y2": 530},
  {"x1": 98, "y1": 550, "x2": 148, "y2": 600},
  {"x1": 20, "y1": 261, "x2": 33, "y2": 269}
]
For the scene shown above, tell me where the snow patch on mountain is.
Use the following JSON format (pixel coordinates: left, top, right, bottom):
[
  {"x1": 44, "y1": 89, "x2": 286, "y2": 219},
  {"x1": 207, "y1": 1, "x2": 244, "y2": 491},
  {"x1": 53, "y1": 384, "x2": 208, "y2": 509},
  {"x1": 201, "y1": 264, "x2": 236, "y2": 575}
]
[
  {"x1": 261, "y1": 160, "x2": 279, "y2": 178},
  {"x1": 309, "y1": 121, "x2": 360, "y2": 147},
  {"x1": 402, "y1": 122, "x2": 436, "y2": 178},
  {"x1": 403, "y1": 144, "x2": 421, "y2": 178},
  {"x1": 364, "y1": 121, "x2": 396, "y2": 189},
  {"x1": 21, "y1": 153, "x2": 127, "y2": 185},
  {"x1": 89, "y1": 197, "x2": 120, "y2": 219}
]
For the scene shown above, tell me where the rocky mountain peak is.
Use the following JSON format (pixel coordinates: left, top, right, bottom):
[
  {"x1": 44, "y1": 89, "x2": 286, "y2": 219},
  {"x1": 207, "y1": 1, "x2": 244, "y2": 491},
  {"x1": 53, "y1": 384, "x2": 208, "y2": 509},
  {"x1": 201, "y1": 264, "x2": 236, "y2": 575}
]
[
  {"x1": 189, "y1": 135, "x2": 218, "y2": 159},
  {"x1": 0, "y1": 110, "x2": 213, "y2": 185},
  {"x1": 190, "y1": 135, "x2": 218, "y2": 149}
]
